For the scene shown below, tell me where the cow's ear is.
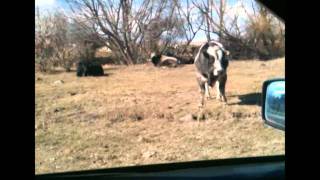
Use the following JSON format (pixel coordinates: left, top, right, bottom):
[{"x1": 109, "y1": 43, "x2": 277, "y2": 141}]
[{"x1": 202, "y1": 43, "x2": 210, "y2": 58}]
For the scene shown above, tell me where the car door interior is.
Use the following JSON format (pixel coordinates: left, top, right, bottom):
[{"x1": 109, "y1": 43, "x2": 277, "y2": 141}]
[{"x1": 35, "y1": 155, "x2": 284, "y2": 179}]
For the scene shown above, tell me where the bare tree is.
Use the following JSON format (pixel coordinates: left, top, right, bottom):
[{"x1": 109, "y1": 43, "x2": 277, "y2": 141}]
[
  {"x1": 191, "y1": 0, "x2": 284, "y2": 59},
  {"x1": 243, "y1": 3, "x2": 285, "y2": 59},
  {"x1": 50, "y1": 11, "x2": 76, "y2": 71},
  {"x1": 141, "y1": 2, "x2": 183, "y2": 56},
  {"x1": 192, "y1": 0, "x2": 235, "y2": 41},
  {"x1": 35, "y1": 9, "x2": 58, "y2": 72},
  {"x1": 174, "y1": 0, "x2": 203, "y2": 54},
  {"x1": 191, "y1": 0, "x2": 248, "y2": 60},
  {"x1": 35, "y1": 9, "x2": 96, "y2": 72},
  {"x1": 66, "y1": 0, "x2": 183, "y2": 65}
]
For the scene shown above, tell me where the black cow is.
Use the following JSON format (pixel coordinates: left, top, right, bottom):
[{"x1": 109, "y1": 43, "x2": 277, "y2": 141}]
[{"x1": 76, "y1": 60, "x2": 104, "y2": 77}]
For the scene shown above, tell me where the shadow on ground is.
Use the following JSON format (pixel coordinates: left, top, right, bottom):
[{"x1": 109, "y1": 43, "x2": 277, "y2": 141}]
[{"x1": 228, "y1": 92, "x2": 262, "y2": 106}]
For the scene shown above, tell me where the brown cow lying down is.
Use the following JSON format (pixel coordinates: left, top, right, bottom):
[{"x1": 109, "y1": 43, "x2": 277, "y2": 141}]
[{"x1": 149, "y1": 52, "x2": 178, "y2": 68}]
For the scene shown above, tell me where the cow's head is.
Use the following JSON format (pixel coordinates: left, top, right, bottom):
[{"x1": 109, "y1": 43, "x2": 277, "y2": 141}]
[
  {"x1": 206, "y1": 41, "x2": 229, "y2": 76},
  {"x1": 149, "y1": 52, "x2": 161, "y2": 66}
]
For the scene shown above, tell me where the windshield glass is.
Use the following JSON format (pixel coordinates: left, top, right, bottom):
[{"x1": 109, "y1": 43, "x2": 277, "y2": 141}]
[{"x1": 35, "y1": 0, "x2": 285, "y2": 174}]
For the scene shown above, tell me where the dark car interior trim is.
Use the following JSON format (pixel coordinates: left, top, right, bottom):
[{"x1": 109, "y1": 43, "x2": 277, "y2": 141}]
[{"x1": 35, "y1": 155, "x2": 284, "y2": 179}]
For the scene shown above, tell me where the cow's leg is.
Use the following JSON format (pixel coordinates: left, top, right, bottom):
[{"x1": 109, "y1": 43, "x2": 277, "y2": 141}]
[
  {"x1": 216, "y1": 81, "x2": 221, "y2": 100},
  {"x1": 205, "y1": 82, "x2": 211, "y2": 99},
  {"x1": 84, "y1": 67, "x2": 88, "y2": 76},
  {"x1": 218, "y1": 74, "x2": 228, "y2": 103},
  {"x1": 206, "y1": 72, "x2": 216, "y2": 99},
  {"x1": 198, "y1": 87, "x2": 205, "y2": 124},
  {"x1": 209, "y1": 78, "x2": 217, "y2": 99},
  {"x1": 196, "y1": 74, "x2": 207, "y2": 123}
]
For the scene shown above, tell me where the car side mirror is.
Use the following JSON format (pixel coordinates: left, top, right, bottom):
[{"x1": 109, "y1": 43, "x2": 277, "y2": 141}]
[{"x1": 262, "y1": 78, "x2": 285, "y2": 131}]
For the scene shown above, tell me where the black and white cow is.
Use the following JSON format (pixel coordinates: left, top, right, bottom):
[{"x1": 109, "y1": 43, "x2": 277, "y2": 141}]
[
  {"x1": 194, "y1": 41, "x2": 230, "y2": 118},
  {"x1": 149, "y1": 52, "x2": 179, "y2": 68}
]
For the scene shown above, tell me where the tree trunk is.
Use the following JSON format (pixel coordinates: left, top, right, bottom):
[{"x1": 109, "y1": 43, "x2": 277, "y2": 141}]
[{"x1": 218, "y1": 0, "x2": 224, "y2": 41}]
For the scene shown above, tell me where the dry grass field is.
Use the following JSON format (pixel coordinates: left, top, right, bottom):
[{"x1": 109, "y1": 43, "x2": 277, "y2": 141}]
[{"x1": 35, "y1": 58, "x2": 285, "y2": 174}]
